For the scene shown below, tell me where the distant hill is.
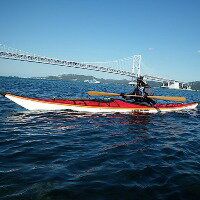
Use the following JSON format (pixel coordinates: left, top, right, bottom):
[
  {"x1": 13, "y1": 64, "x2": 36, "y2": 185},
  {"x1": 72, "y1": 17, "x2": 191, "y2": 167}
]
[
  {"x1": 43, "y1": 74, "x2": 130, "y2": 85},
  {"x1": 39, "y1": 74, "x2": 164, "y2": 87},
  {"x1": 189, "y1": 81, "x2": 200, "y2": 91},
  {"x1": 35, "y1": 74, "x2": 200, "y2": 90},
  {"x1": 147, "y1": 81, "x2": 162, "y2": 88}
]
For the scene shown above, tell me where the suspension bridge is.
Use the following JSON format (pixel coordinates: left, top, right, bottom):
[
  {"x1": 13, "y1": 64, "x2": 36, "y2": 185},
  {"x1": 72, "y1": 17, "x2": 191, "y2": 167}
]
[{"x1": 0, "y1": 44, "x2": 190, "y2": 89}]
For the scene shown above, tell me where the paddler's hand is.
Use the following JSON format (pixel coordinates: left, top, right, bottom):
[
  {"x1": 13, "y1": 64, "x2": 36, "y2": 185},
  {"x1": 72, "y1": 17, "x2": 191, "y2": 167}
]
[
  {"x1": 120, "y1": 93, "x2": 126, "y2": 99},
  {"x1": 143, "y1": 94, "x2": 147, "y2": 99},
  {"x1": 143, "y1": 93, "x2": 148, "y2": 99}
]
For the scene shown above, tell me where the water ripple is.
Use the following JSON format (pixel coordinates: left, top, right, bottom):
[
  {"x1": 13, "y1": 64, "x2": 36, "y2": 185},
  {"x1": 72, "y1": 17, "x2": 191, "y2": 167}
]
[{"x1": 0, "y1": 77, "x2": 200, "y2": 199}]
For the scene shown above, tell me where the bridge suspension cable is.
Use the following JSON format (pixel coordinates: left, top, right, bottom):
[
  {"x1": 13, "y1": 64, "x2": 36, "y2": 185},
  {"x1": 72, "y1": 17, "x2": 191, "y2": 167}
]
[{"x1": 0, "y1": 44, "x2": 137, "y2": 77}]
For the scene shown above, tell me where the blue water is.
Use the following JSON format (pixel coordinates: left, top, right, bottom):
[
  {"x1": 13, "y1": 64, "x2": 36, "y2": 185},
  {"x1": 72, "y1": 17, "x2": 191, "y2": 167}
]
[{"x1": 0, "y1": 76, "x2": 200, "y2": 200}]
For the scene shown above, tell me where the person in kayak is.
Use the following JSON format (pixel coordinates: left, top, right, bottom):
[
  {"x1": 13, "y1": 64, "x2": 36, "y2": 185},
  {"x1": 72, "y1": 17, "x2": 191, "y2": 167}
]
[{"x1": 121, "y1": 76, "x2": 157, "y2": 106}]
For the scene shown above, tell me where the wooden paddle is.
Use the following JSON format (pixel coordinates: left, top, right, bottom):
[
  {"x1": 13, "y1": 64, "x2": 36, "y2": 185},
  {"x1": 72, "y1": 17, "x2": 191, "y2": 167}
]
[{"x1": 88, "y1": 91, "x2": 186, "y2": 102}]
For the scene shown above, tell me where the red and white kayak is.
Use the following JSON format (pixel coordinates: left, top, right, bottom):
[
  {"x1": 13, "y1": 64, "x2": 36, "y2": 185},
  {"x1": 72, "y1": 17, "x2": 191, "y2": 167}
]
[{"x1": 0, "y1": 91, "x2": 198, "y2": 113}]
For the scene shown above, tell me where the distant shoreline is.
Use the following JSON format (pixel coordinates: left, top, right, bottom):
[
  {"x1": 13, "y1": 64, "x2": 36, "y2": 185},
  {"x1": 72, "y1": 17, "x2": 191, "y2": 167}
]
[{"x1": 0, "y1": 75, "x2": 199, "y2": 91}]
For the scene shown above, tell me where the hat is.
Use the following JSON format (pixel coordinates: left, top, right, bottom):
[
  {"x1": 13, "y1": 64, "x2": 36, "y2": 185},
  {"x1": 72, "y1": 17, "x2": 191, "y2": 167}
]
[{"x1": 137, "y1": 76, "x2": 147, "y2": 85}]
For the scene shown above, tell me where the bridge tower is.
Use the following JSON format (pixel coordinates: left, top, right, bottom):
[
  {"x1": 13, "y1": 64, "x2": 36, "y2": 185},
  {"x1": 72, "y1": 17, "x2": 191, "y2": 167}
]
[
  {"x1": 129, "y1": 55, "x2": 142, "y2": 85},
  {"x1": 132, "y1": 55, "x2": 141, "y2": 79}
]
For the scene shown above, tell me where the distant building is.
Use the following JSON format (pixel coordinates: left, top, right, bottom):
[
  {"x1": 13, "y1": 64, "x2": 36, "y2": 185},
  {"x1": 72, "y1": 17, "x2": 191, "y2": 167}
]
[
  {"x1": 128, "y1": 81, "x2": 137, "y2": 86},
  {"x1": 161, "y1": 81, "x2": 180, "y2": 89},
  {"x1": 84, "y1": 79, "x2": 100, "y2": 84}
]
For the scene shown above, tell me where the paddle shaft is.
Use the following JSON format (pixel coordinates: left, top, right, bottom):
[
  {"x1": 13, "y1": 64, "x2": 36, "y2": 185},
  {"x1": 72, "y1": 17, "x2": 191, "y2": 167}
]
[{"x1": 88, "y1": 91, "x2": 186, "y2": 102}]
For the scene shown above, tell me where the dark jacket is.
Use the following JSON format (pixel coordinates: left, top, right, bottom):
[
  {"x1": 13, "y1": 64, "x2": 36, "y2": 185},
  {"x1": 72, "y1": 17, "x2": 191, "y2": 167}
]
[{"x1": 124, "y1": 84, "x2": 156, "y2": 105}]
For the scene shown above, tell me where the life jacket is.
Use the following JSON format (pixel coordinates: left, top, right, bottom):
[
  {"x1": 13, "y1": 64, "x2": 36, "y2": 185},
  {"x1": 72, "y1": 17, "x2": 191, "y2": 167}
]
[{"x1": 143, "y1": 85, "x2": 154, "y2": 96}]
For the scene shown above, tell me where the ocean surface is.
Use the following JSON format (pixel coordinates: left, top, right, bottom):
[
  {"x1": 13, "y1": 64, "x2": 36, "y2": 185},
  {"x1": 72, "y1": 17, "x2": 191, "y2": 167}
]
[{"x1": 0, "y1": 76, "x2": 200, "y2": 200}]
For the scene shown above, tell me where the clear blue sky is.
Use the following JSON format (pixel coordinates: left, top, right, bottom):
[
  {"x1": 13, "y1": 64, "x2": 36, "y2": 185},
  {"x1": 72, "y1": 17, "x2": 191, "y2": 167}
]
[{"x1": 0, "y1": 0, "x2": 200, "y2": 82}]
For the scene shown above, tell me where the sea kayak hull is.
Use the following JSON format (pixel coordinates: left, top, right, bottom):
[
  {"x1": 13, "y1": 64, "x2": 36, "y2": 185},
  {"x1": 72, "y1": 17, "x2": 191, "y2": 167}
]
[{"x1": 1, "y1": 92, "x2": 198, "y2": 113}]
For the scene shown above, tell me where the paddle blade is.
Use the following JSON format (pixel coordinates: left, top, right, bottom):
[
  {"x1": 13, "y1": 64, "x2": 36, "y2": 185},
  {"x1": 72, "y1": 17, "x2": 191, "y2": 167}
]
[
  {"x1": 88, "y1": 91, "x2": 120, "y2": 96},
  {"x1": 147, "y1": 95, "x2": 186, "y2": 102}
]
